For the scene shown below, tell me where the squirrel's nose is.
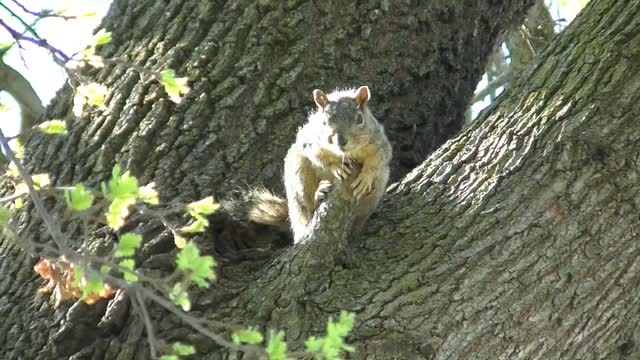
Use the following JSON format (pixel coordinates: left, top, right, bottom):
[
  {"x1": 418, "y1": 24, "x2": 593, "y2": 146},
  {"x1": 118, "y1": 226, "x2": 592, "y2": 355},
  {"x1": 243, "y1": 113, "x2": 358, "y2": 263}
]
[
  {"x1": 328, "y1": 133, "x2": 347, "y2": 148},
  {"x1": 329, "y1": 134, "x2": 347, "y2": 147},
  {"x1": 337, "y1": 134, "x2": 347, "y2": 147}
]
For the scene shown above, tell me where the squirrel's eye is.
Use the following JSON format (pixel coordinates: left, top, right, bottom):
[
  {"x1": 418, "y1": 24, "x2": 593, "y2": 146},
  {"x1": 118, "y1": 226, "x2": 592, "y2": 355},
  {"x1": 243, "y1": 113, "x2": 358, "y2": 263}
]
[{"x1": 356, "y1": 113, "x2": 365, "y2": 125}]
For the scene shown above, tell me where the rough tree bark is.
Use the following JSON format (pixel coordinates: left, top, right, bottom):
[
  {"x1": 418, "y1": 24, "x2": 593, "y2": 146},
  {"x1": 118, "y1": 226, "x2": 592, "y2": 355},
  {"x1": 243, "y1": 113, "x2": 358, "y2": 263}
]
[{"x1": 3, "y1": 0, "x2": 638, "y2": 359}]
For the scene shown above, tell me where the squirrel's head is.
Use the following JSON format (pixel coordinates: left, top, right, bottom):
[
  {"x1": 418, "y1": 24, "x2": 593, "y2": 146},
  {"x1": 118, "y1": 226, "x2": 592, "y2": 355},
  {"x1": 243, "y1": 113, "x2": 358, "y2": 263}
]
[{"x1": 312, "y1": 86, "x2": 372, "y2": 155}]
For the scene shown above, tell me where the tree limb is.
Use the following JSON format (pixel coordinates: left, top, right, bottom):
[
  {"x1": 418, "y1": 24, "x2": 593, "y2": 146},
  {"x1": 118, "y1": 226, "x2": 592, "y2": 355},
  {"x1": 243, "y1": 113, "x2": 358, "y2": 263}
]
[
  {"x1": 0, "y1": 60, "x2": 44, "y2": 133},
  {"x1": 472, "y1": 71, "x2": 509, "y2": 103},
  {"x1": 0, "y1": 19, "x2": 70, "y2": 65}
]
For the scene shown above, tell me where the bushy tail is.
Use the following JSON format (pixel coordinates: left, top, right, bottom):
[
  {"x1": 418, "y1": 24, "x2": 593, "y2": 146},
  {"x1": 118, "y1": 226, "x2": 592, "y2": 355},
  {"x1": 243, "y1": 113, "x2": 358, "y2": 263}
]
[{"x1": 222, "y1": 188, "x2": 289, "y2": 230}]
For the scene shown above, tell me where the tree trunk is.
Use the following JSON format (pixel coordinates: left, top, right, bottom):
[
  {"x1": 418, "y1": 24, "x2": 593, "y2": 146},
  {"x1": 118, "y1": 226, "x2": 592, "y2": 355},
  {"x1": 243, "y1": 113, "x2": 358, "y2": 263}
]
[{"x1": 6, "y1": 0, "x2": 640, "y2": 359}]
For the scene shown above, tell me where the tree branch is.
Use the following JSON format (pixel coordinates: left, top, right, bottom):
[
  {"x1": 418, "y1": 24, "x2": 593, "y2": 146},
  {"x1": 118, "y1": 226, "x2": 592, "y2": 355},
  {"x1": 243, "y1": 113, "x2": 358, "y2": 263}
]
[
  {"x1": 472, "y1": 71, "x2": 509, "y2": 103},
  {"x1": 132, "y1": 290, "x2": 158, "y2": 359},
  {"x1": 0, "y1": 60, "x2": 44, "y2": 132},
  {"x1": 0, "y1": 128, "x2": 70, "y2": 253},
  {"x1": 10, "y1": 0, "x2": 85, "y2": 20},
  {"x1": 0, "y1": 1, "x2": 42, "y2": 40},
  {"x1": 0, "y1": 19, "x2": 70, "y2": 65}
]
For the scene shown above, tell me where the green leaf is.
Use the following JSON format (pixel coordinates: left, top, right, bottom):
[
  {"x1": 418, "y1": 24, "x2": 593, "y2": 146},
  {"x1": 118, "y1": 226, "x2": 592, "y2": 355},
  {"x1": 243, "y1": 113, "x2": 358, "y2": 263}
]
[
  {"x1": 84, "y1": 54, "x2": 105, "y2": 68},
  {"x1": 169, "y1": 283, "x2": 191, "y2": 311},
  {"x1": 77, "y1": 83, "x2": 107, "y2": 107},
  {"x1": 187, "y1": 196, "x2": 220, "y2": 216},
  {"x1": 0, "y1": 43, "x2": 13, "y2": 57},
  {"x1": 191, "y1": 212, "x2": 209, "y2": 227},
  {"x1": 172, "y1": 342, "x2": 196, "y2": 356},
  {"x1": 104, "y1": 165, "x2": 140, "y2": 229},
  {"x1": 72, "y1": 267, "x2": 84, "y2": 289},
  {"x1": 114, "y1": 233, "x2": 142, "y2": 257},
  {"x1": 305, "y1": 311, "x2": 356, "y2": 359},
  {"x1": 31, "y1": 173, "x2": 50, "y2": 188},
  {"x1": 92, "y1": 29, "x2": 112, "y2": 46},
  {"x1": 176, "y1": 242, "x2": 216, "y2": 287},
  {"x1": 74, "y1": 268, "x2": 106, "y2": 300},
  {"x1": 58, "y1": 1, "x2": 72, "y2": 16},
  {"x1": 123, "y1": 271, "x2": 138, "y2": 283},
  {"x1": 119, "y1": 259, "x2": 138, "y2": 282},
  {"x1": 174, "y1": 234, "x2": 187, "y2": 249},
  {"x1": 139, "y1": 182, "x2": 159, "y2": 205},
  {"x1": 333, "y1": 311, "x2": 355, "y2": 338},
  {"x1": 108, "y1": 166, "x2": 139, "y2": 199},
  {"x1": 0, "y1": 206, "x2": 11, "y2": 227},
  {"x1": 266, "y1": 331, "x2": 287, "y2": 360},
  {"x1": 65, "y1": 184, "x2": 94, "y2": 211},
  {"x1": 38, "y1": 120, "x2": 67, "y2": 135},
  {"x1": 119, "y1": 259, "x2": 134, "y2": 271},
  {"x1": 106, "y1": 197, "x2": 136, "y2": 230},
  {"x1": 10, "y1": 140, "x2": 23, "y2": 160},
  {"x1": 179, "y1": 219, "x2": 206, "y2": 234},
  {"x1": 83, "y1": 277, "x2": 105, "y2": 299},
  {"x1": 232, "y1": 329, "x2": 264, "y2": 345},
  {"x1": 100, "y1": 265, "x2": 110, "y2": 275},
  {"x1": 305, "y1": 336, "x2": 321, "y2": 353},
  {"x1": 111, "y1": 164, "x2": 121, "y2": 179},
  {"x1": 160, "y1": 69, "x2": 190, "y2": 103},
  {"x1": 175, "y1": 242, "x2": 203, "y2": 271},
  {"x1": 159, "y1": 356, "x2": 178, "y2": 360},
  {"x1": 0, "y1": 206, "x2": 13, "y2": 239}
]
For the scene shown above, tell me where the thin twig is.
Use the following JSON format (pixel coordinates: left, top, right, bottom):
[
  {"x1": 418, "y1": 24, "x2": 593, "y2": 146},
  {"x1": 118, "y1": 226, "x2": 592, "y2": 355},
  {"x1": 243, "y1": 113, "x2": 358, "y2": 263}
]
[
  {"x1": 0, "y1": 128, "x2": 70, "y2": 253},
  {"x1": 31, "y1": 240, "x2": 252, "y2": 353},
  {"x1": 0, "y1": 191, "x2": 25, "y2": 204},
  {"x1": 139, "y1": 288, "x2": 264, "y2": 356},
  {"x1": 79, "y1": 264, "x2": 261, "y2": 356},
  {"x1": 0, "y1": 130, "x2": 258, "y2": 355},
  {"x1": 0, "y1": 18, "x2": 70, "y2": 65},
  {"x1": 9, "y1": 0, "x2": 46, "y2": 18},
  {"x1": 133, "y1": 290, "x2": 158, "y2": 359},
  {"x1": 84, "y1": 253, "x2": 171, "y2": 295},
  {"x1": 10, "y1": 0, "x2": 83, "y2": 20},
  {"x1": 136, "y1": 204, "x2": 184, "y2": 243},
  {"x1": 0, "y1": 1, "x2": 41, "y2": 40},
  {"x1": 472, "y1": 71, "x2": 510, "y2": 103},
  {"x1": 0, "y1": 186, "x2": 73, "y2": 204},
  {"x1": 9, "y1": 0, "x2": 39, "y2": 16}
]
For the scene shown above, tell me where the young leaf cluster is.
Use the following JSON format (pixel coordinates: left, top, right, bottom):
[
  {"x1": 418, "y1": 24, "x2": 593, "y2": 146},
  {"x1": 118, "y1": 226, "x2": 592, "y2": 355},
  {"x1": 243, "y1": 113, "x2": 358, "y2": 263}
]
[{"x1": 231, "y1": 312, "x2": 356, "y2": 359}]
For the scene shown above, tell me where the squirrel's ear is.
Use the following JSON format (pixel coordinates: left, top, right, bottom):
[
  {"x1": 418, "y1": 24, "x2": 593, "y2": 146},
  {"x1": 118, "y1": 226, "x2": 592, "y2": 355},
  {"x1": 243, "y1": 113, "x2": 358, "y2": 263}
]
[
  {"x1": 313, "y1": 89, "x2": 329, "y2": 109},
  {"x1": 354, "y1": 86, "x2": 370, "y2": 107}
]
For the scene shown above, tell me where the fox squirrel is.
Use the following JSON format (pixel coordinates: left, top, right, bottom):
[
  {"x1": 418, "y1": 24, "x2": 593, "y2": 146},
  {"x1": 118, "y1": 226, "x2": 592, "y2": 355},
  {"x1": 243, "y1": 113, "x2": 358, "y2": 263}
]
[{"x1": 225, "y1": 86, "x2": 392, "y2": 242}]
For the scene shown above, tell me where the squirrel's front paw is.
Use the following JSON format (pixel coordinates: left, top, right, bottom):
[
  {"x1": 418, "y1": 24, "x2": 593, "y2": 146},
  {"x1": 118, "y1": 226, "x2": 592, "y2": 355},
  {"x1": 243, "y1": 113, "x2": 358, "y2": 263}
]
[
  {"x1": 314, "y1": 180, "x2": 333, "y2": 204},
  {"x1": 352, "y1": 170, "x2": 375, "y2": 199},
  {"x1": 330, "y1": 163, "x2": 351, "y2": 181}
]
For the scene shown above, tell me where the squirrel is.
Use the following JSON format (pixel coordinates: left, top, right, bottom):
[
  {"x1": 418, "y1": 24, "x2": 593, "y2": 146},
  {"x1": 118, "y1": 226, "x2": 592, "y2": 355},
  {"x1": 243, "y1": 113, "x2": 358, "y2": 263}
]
[{"x1": 224, "y1": 86, "x2": 392, "y2": 243}]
